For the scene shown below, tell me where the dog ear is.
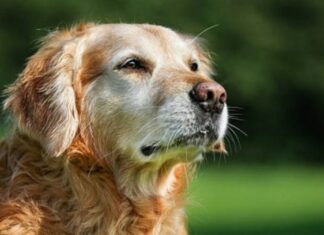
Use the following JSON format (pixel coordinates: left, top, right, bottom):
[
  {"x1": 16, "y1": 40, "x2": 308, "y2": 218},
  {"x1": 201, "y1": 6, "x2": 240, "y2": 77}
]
[{"x1": 4, "y1": 28, "x2": 84, "y2": 156}]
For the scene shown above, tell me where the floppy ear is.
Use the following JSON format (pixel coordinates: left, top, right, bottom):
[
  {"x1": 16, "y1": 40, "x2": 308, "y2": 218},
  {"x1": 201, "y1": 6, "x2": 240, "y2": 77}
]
[{"x1": 4, "y1": 29, "x2": 81, "y2": 156}]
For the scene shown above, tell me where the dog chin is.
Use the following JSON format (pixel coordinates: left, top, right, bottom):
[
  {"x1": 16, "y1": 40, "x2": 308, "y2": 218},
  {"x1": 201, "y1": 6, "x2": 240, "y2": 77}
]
[{"x1": 140, "y1": 115, "x2": 228, "y2": 157}]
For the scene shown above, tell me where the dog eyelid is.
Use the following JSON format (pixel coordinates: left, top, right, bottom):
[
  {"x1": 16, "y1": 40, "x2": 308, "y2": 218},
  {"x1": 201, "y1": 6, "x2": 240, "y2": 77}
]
[{"x1": 117, "y1": 57, "x2": 147, "y2": 71}]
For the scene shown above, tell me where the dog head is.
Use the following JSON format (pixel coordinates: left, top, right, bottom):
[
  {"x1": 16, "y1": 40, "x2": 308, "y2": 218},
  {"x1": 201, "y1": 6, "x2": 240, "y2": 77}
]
[{"x1": 4, "y1": 23, "x2": 228, "y2": 162}]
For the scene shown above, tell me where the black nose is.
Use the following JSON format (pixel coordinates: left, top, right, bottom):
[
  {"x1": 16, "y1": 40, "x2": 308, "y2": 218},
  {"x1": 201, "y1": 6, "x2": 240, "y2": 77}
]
[{"x1": 189, "y1": 82, "x2": 227, "y2": 113}]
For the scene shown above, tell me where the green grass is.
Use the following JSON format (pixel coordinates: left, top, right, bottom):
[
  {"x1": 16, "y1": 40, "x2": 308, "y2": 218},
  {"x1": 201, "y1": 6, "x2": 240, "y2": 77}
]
[{"x1": 188, "y1": 166, "x2": 324, "y2": 235}]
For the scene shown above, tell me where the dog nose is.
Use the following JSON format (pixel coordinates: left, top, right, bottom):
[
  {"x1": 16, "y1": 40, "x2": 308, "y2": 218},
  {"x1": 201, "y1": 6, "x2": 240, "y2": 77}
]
[{"x1": 189, "y1": 82, "x2": 227, "y2": 113}]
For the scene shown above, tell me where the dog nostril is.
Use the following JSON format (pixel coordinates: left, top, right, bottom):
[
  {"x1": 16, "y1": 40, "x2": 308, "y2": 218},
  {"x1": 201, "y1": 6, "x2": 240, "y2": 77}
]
[
  {"x1": 206, "y1": 90, "x2": 214, "y2": 101},
  {"x1": 190, "y1": 82, "x2": 227, "y2": 113},
  {"x1": 219, "y1": 92, "x2": 227, "y2": 104}
]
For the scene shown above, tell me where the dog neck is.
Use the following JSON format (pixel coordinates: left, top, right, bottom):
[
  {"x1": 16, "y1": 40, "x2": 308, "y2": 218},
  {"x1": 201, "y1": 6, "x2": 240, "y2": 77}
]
[
  {"x1": 2, "y1": 133, "x2": 192, "y2": 234},
  {"x1": 65, "y1": 136, "x2": 195, "y2": 234}
]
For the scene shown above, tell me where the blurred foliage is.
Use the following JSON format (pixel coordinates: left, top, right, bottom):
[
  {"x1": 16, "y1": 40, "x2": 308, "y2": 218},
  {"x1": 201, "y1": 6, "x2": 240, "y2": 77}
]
[
  {"x1": 1, "y1": 1, "x2": 324, "y2": 234},
  {"x1": 0, "y1": 0, "x2": 323, "y2": 164}
]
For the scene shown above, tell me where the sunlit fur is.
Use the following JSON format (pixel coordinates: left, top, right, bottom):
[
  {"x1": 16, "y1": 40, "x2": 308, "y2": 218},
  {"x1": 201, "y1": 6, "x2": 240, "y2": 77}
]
[{"x1": 0, "y1": 23, "x2": 228, "y2": 235}]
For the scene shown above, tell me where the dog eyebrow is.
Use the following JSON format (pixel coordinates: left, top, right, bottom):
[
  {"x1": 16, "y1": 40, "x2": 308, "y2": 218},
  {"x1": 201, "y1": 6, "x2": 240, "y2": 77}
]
[{"x1": 110, "y1": 49, "x2": 139, "y2": 68}]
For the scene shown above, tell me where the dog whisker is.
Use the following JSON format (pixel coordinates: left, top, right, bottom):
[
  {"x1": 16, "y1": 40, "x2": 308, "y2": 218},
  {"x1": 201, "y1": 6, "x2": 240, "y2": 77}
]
[
  {"x1": 0, "y1": 22, "x2": 238, "y2": 235},
  {"x1": 226, "y1": 130, "x2": 238, "y2": 153},
  {"x1": 189, "y1": 24, "x2": 219, "y2": 44},
  {"x1": 228, "y1": 123, "x2": 248, "y2": 137}
]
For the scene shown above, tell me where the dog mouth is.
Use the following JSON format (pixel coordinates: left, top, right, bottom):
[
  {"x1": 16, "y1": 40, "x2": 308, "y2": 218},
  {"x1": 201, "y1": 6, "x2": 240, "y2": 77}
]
[
  {"x1": 140, "y1": 128, "x2": 218, "y2": 156},
  {"x1": 139, "y1": 103, "x2": 228, "y2": 157}
]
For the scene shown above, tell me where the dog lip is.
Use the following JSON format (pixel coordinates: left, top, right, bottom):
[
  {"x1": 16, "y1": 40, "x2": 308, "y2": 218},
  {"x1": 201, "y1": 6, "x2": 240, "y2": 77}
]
[
  {"x1": 140, "y1": 128, "x2": 218, "y2": 156},
  {"x1": 178, "y1": 130, "x2": 218, "y2": 146},
  {"x1": 140, "y1": 145, "x2": 161, "y2": 156}
]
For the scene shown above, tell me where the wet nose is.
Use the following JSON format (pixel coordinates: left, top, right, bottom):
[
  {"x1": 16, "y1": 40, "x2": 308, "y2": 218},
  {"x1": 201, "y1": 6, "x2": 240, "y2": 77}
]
[{"x1": 189, "y1": 82, "x2": 227, "y2": 113}]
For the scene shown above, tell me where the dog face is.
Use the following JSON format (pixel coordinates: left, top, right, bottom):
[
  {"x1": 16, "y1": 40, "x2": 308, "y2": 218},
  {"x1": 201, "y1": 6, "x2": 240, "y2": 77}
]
[
  {"x1": 83, "y1": 24, "x2": 228, "y2": 160},
  {"x1": 5, "y1": 23, "x2": 228, "y2": 161}
]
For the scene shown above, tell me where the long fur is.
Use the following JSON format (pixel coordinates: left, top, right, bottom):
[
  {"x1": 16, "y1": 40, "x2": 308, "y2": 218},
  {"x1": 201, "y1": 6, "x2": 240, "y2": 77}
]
[{"x1": 0, "y1": 23, "x2": 227, "y2": 235}]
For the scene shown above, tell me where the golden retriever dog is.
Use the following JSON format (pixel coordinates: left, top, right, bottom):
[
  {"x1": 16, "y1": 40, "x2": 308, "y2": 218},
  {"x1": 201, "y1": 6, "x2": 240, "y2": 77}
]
[{"x1": 0, "y1": 23, "x2": 228, "y2": 235}]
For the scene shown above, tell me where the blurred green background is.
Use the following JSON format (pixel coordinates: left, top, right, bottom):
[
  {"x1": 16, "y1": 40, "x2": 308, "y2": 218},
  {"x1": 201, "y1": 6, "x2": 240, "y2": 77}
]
[{"x1": 0, "y1": 0, "x2": 323, "y2": 234}]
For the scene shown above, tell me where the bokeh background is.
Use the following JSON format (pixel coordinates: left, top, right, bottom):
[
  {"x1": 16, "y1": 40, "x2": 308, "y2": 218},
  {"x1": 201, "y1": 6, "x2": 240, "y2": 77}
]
[{"x1": 0, "y1": 0, "x2": 323, "y2": 234}]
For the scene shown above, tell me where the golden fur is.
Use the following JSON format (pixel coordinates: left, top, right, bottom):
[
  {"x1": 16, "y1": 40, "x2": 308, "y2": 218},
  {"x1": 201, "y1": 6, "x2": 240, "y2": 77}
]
[{"x1": 0, "y1": 23, "x2": 227, "y2": 235}]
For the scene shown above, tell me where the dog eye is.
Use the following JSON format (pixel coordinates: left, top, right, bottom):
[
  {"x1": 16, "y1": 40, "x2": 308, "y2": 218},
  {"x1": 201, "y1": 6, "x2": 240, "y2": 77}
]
[
  {"x1": 190, "y1": 62, "x2": 199, "y2": 72},
  {"x1": 120, "y1": 58, "x2": 146, "y2": 70}
]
